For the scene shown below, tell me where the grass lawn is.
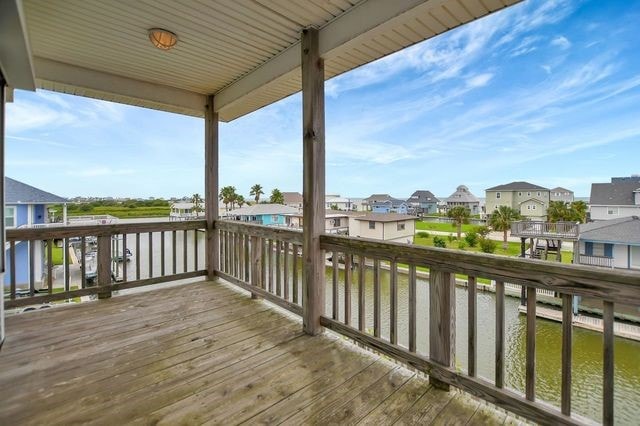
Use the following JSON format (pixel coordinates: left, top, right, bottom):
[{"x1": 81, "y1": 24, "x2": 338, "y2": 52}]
[
  {"x1": 69, "y1": 206, "x2": 170, "y2": 218},
  {"x1": 416, "y1": 221, "x2": 477, "y2": 234},
  {"x1": 50, "y1": 243, "x2": 72, "y2": 266}
]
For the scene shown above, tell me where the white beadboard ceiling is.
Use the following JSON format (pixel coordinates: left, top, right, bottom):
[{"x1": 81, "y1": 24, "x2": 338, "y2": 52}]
[{"x1": 21, "y1": 0, "x2": 520, "y2": 121}]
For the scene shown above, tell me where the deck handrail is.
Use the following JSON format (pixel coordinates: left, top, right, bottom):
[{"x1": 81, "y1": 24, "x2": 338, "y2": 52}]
[
  {"x1": 578, "y1": 254, "x2": 615, "y2": 269},
  {"x1": 511, "y1": 221, "x2": 580, "y2": 240},
  {"x1": 4, "y1": 220, "x2": 207, "y2": 308}
]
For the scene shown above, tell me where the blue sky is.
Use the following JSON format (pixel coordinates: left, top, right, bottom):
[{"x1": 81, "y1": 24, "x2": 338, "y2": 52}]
[{"x1": 6, "y1": 0, "x2": 640, "y2": 199}]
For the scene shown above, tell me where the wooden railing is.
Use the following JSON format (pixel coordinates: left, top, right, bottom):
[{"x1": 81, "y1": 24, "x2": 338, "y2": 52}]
[
  {"x1": 215, "y1": 220, "x2": 303, "y2": 315},
  {"x1": 511, "y1": 221, "x2": 579, "y2": 240},
  {"x1": 4, "y1": 220, "x2": 207, "y2": 309},
  {"x1": 579, "y1": 254, "x2": 614, "y2": 269},
  {"x1": 318, "y1": 234, "x2": 640, "y2": 426}
]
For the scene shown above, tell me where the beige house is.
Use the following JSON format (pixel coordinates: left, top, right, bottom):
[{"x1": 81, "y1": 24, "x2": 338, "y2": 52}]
[
  {"x1": 282, "y1": 192, "x2": 303, "y2": 210},
  {"x1": 348, "y1": 213, "x2": 417, "y2": 244},
  {"x1": 485, "y1": 181, "x2": 550, "y2": 220},
  {"x1": 285, "y1": 210, "x2": 357, "y2": 234},
  {"x1": 550, "y1": 187, "x2": 574, "y2": 203}
]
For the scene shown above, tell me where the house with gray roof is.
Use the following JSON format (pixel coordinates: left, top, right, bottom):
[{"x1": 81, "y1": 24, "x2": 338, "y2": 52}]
[
  {"x1": 589, "y1": 176, "x2": 640, "y2": 221},
  {"x1": 578, "y1": 216, "x2": 640, "y2": 269},
  {"x1": 550, "y1": 187, "x2": 574, "y2": 203},
  {"x1": 348, "y1": 213, "x2": 418, "y2": 244},
  {"x1": 364, "y1": 194, "x2": 408, "y2": 214},
  {"x1": 407, "y1": 190, "x2": 439, "y2": 215},
  {"x1": 4, "y1": 177, "x2": 67, "y2": 287},
  {"x1": 444, "y1": 185, "x2": 480, "y2": 215},
  {"x1": 225, "y1": 204, "x2": 300, "y2": 226},
  {"x1": 485, "y1": 181, "x2": 550, "y2": 220}
]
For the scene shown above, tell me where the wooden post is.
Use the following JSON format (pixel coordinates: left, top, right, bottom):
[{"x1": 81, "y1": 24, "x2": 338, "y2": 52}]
[
  {"x1": 250, "y1": 235, "x2": 261, "y2": 299},
  {"x1": 97, "y1": 234, "x2": 112, "y2": 299},
  {"x1": 429, "y1": 269, "x2": 455, "y2": 390},
  {"x1": 557, "y1": 239, "x2": 562, "y2": 262},
  {"x1": 301, "y1": 27, "x2": 325, "y2": 335},
  {"x1": 0, "y1": 77, "x2": 5, "y2": 347},
  {"x1": 205, "y1": 95, "x2": 219, "y2": 280}
]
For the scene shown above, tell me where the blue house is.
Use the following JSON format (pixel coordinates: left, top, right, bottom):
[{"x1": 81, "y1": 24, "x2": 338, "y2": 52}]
[
  {"x1": 407, "y1": 190, "x2": 439, "y2": 215},
  {"x1": 225, "y1": 204, "x2": 300, "y2": 226},
  {"x1": 578, "y1": 216, "x2": 640, "y2": 270},
  {"x1": 371, "y1": 199, "x2": 408, "y2": 214},
  {"x1": 4, "y1": 177, "x2": 67, "y2": 287}
]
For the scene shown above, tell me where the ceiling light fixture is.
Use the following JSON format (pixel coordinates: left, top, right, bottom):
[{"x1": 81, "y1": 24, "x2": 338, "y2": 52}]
[{"x1": 148, "y1": 28, "x2": 178, "y2": 50}]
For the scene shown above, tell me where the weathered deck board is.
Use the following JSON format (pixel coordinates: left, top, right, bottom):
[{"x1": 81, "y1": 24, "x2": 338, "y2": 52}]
[{"x1": 0, "y1": 280, "x2": 514, "y2": 425}]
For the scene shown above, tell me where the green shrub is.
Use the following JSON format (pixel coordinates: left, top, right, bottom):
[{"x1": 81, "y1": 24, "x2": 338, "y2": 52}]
[
  {"x1": 474, "y1": 226, "x2": 491, "y2": 238},
  {"x1": 433, "y1": 236, "x2": 446, "y2": 248},
  {"x1": 447, "y1": 234, "x2": 457, "y2": 243},
  {"x1": 416, "y1": 231, "x2": 430, "y2": 238},
  {"x1": 464, "y1": 231, "x2": 478, "y2": 247},
  {"x1": 457, "y1": 241, "x2": 466, "y2": 250},
  {"x1": 479, "y1": 238, "x2": 497, "y2": 253}
]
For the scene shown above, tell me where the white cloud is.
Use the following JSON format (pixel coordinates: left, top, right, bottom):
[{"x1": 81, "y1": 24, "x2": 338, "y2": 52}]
[
  {"x1": 466, "y1": 73, "x2": 494, "y2": 88},
  {"x1": 551, "y1": 36, "x2": 571, "y2": 49}
]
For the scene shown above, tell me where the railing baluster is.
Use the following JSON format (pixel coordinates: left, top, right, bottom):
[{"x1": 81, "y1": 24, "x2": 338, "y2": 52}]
[
  {"x1": 561, "y1": 293, "x2": 573, "y2": 416},
  {"x1": 373, "y1": 259, "x2": 381, "y2": 338},
  {"x1": 468, "y1": 276, "x2": 477, "y2": 376},
  {"x1": 29, "y1": 241, "x2": 35, "y2": 296},
  {"x1": 63, "y1": 237, "x2": 70, "y2": 292},
  {"x1": 261, "y1": 238, "x2": 267, "y2": 290},
  {"x1": 526, "y1": 286, "x2": 536, "y2": 401},
  {"x1": 276, "y1": 240, "x2": 282, "y2": 296},
  {"x1": 10, "y1": 241, "x2": 16, "y2": 299},
  {"x1": 358, "y1": 255, "x2": 365, "y2": 332},
  {"x1": 603, "y1": 301, "x2": 615, "y2": 425},
  {"x1": 283, "y1": 241, "x2": 289, "y2": 300},
  {"x1": 408, "y1": 264, "x2": 416, "y2": 352},
  {"x1": 160, "y1": 231, "x2": 165, "y2": 276},
  {"x1": 135, "y1": 233, "x2": 141, "y2": 280},
  {"x1": 292, "y1": 244, "x2": 298, "y2": 303},
  {"x1": 268, "y1": 239, "x2": 274, "y2": 293},
  {"x1": 81, "y1": 236, "x2": 87, "y2": 288},
  {"x1": 250, "y1": 235, "x2": 261, "y2": 298},
  {"x1": 495, "y1": 280, "x2": 505, "y2": 388},
  {"x1": 122, "y1": 234, "x2": 128, "y2": 282},
  {"x1": 148, "y1": 232, "x2": 153, "y2": 278},
  {"x1": 172, "y1": 230, "x2": 177, "y2": 275},
  {"x1": 244, "y1": 234, "x2": 250, "y2": 282},
  {"x1": 194, "y1": 229, "x2": 199, "y2": 271},
  {"x1": 183, "y1": 229, "x2": 188, "y2": 272},
  {"x1": 344, "y1": 253, "x2": 352, "y2": 326},
  {"x1": 390, "y1": 260, "x2": 397, "y2": 345},
  {"x1": 234, "y1": 232, "x2": 239, "y2": 277},
  {"x1": 47, "y1": 239, "x2": 53, "y2": 293},
  {"x1": 332, "y1": 251, "x2": 338, "y2": 320}
]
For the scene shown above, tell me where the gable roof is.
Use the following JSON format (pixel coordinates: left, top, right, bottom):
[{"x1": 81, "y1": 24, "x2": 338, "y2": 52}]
[
  {"x1": 579, "y1": 216, "x2": 640, "y2": 244},
  {"x1": 6, "y1": 177, "x2": 67, "y2": 204},
  {"x1": 551, "y1": 187, "x2": 573, "y2": 193},
  {"x1": 519, "y1": 198, "x2": 545, "y2": 205},
  {"x1": 407, "y1": 190, "x2": 439, "y2": 203},
  {"x1": 590, "y1": 181, "x2": 640, "y2": 206},
  {"x1": 486, "y1": 181, "x2": 549, "y2": 191},
  {"x1": 445, "y1": 185, "x2": 479, "y2": 203},
  {"x1": 364, "y1": 194, "x2": 394, "y2": 203},
  {"x1": 372, "y1": 198, "x2": 406, "y2": 207},
  {"x1": 354, "y1": 213, "x2": 418, "y2": 223},
  {"x1": 281, "y1": 192, "x2": 303, "y2": 204},
  {"x1": 226, "y1": 204, "x2": 300, "y2": 216}
]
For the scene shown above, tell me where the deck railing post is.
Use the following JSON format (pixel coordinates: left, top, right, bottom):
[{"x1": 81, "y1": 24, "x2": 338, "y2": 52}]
[
  {"x1": 429, "y1": 268, "x2": 455, "y2": 390},
  {"x1": 97, "y1": 234, "x2": 112, "y2": 299},
  {"x1": 250, "y1": 235, "x2": 262, "y2": 299},
  {"x1": 205, "y1": 95, "x2": 219, "y2": 280},
  {"x1": 301, "y1": 27, "x2": 325, "y2": 335}
]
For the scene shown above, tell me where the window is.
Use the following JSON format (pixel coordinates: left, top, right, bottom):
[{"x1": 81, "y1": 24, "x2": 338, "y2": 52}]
[
  {"x1": 537, "y1": 192, "x2": 541, "y2": 196},
  {"x1": 527, "y1": 205, "x2": 531, "y2": 210},
  {"x1": 532, "y1": 205, "x2": 536, "y2": 210},
  {"x1": 593, "y1": 243, "x2": 605, "y2": 257},
  {"x1": 527, "y1": 192, "x2": 531, "y2": 196},
  {"x1": 368, "y1": 221, "x2": 376, "y2": 229},
  {"x1": 5, "y1": 206, "x2": 16, "y2": 228},
  {"x1": 607, "y1": 207, "x2": 618, "y2": 215},
  {"x1": 397, "y1": 223, "x2": 405, "y2": 231},
  {"x1": 496, "y1": 192, "x2": 501, "y2": 199},
  {"x1": 272, "y1": 215, "x2": 279, "y2": 222}
]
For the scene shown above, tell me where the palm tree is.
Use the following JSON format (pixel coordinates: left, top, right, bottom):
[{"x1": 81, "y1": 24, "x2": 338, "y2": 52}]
[
  {"x1": 236, "y1": 195, "x2": 246, "y2": 208},
  {"x1": 488, "y1": 206, "x2": 521, "y2": 250},
  {"x1": 250, "y1": 184, "x2": 264, "y2": 203},
  {"x1": 191, "y1": 193, "x2": 203, "y2": 215},
  {"x1": 547, "y1": 201, "x2": 569, "y2": 223},
  {"x1": 569, "y1": 200, "x2": 588, "y2": 223},
  {"x1": 446, "y1": 206, "x2": 470, "y2": 239},
  {"x1": 219, "y1": 186, "x2": 237, "y2": 211},
  {"x1": 270, "y1": 188, "x2": 284, "y2": 204}
]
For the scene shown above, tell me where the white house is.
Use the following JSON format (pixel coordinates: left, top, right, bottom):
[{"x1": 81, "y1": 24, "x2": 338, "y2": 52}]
[
  {"x1": 578, "y1": 216, "x2": 640, "y2": 270},
  {"x1": 348, "y1": 213, "x2": 418, "y2": 244},
  {"x1": 589, "y1": 176, "x2": 640, "y2": 221}
]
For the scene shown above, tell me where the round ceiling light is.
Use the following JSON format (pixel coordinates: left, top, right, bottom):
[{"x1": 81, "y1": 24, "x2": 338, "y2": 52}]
[{"x1": 148, "y1": 28, "x2": 178, "y2": 50}]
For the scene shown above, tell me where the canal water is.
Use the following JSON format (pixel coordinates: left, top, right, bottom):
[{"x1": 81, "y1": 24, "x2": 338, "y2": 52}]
[{"x1": 322, "y1": 265, "x2": 639, "y2": 424}]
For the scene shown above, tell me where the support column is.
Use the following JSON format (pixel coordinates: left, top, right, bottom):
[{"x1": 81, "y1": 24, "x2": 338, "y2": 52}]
[
  {"x1": 205, "y1": 95, "x2": 219, "y2": 280},
  {"x1": 0, "y1": 77, "x2": 6, "y2": 348},
  {"x1": 429, "y1": 269, "x2": 455, "y2": 390},
  {"x1": 301, "y1": 27, "x2": 326, "y2": 335}
]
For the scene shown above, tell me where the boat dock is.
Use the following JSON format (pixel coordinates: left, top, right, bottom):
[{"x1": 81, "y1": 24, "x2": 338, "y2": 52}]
[{"x1": 519, "y1": 305, "x2": 640, "y2": 342}]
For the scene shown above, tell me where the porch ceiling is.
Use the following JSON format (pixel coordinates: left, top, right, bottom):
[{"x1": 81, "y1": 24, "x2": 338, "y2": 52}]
[{"x1": 15, "y1": 0, "x2": 519, "y2": 121}]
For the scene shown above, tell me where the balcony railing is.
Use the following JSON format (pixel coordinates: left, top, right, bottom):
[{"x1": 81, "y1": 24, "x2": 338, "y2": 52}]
[
  {"x1": 4, "y1": 220, "x2": 207, "y2": 308},
  {"x1": 511, "y1": 221, "x2": 579, "y2": 240},
  {"x1": 579, "y1": 254, "x2": 614, "y2": 268},
  {"x1": 4, "y1": 219, "x2": 639, "y2": 425}
]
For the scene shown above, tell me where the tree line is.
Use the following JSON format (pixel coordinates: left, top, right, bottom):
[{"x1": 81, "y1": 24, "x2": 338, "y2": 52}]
[{"x1": 218, "y1": 184, "x2": 285, "y2": 211}]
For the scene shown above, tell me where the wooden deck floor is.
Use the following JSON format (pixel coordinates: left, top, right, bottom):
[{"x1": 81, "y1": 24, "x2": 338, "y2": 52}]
[{"x1": 0, "y1": 280, "x2": 520, "y2": 425}]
